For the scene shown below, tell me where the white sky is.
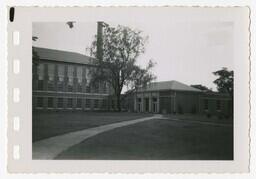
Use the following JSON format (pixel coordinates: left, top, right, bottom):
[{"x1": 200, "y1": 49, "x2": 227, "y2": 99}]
[{"x1": 33, "y1": 10, "x2": 234, "y2": 91}]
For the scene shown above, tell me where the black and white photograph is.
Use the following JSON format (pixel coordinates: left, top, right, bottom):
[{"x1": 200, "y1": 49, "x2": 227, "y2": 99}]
[{"x1": 31, "y1": 9, "x2": 236, "y2": 160}]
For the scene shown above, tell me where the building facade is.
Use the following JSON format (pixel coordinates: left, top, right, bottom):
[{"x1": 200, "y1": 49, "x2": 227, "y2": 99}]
[
  {"x1": 124, "y1": 81, "x2": 232, "y2": 117},
  {"x1": 32, "y1": 47, "x2": 115, "y2": 111}
]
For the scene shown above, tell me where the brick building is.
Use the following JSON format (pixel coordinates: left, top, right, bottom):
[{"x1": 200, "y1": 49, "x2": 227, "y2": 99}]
[
  {"x1": 124, "y1": 81, "x2": 232, "y2": 117},
  {"x1": 32, "y1": 47, "x2": 115, "y2": 111}
]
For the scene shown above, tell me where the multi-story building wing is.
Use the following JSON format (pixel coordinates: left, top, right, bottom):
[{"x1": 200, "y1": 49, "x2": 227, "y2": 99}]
[{"x1": 32, "y1": 47, "x2": 114, "y2": 111}]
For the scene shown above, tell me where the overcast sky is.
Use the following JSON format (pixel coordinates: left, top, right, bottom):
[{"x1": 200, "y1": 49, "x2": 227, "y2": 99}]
[{"x1": 33, "y1": 9, "x2": 234, "y2": 91}]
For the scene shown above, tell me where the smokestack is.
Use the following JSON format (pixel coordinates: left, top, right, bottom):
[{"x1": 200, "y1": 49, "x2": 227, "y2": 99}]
[{"x1": 96, "y1": 21, "x2": 103, "y2": 61}]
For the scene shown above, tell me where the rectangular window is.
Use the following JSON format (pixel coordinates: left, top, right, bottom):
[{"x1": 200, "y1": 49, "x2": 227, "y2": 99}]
[
  {"x1": 204, "y1": 99, "x2": 208, "y2": 110},
  {"x1": 37, "y1": 97, "x2": 44, "y2": 107},
  {"x1": 102, "y1": 99, "x2": 107, "y2": 109},
  {"x1": 67, "y1": 65, "x2": 74, "y2": 78},
  {"x1": 77, "y1": 78, "x2": 82, "y2": 92},
  {"x1": 58, "y1": 65, "x2": 65, "y2": 77},
  {"x1": 111, "y1": 100, "x2": 115, "y2": 109},
  {"x1": 47, "y1": 97, "x2": 53, "y2": 108},
  {"x1": 94, "y1": 99, "x2": 99, "y2": 108},
  {"x1": 77, "y1": 98, "x2": 82, "y2": 108},
  {"x1": 86, "y1": 84, "x2": 90, "y2": 93},
  {"x1": 85, "y1": 67, "x2": 90, "y2": 81},
  {"x1": 67, "y1": 78, "x2": 73, "y2": 92},
  {"x1": 216, "y1": 100, "x2": 221, "y2": 111},
  {"x1": 57, "y1": 77, "x2": 64, "y2": 91},
  {"x1": 38, "y1": 80, "x2": 44, "y2": 90},
  {"x1": 93, "y1": 83, "x2": 99, "y2": 93},
  {"x1": 67, "y1": 98, "x2": 73, "y2": 108},
  {"x1": 48, "y1": 76, "x2": 54, "y2": 91},
  {"x1": 102, "y1": 82, "x2": 107, "y2": 94},
  {"x1": 77, "y1": 66, "x2": 83, "y2": 78},
  {"x1": 57, "y1": 98, "x2": 63, "y2": 108},
  {"x1": 48, "y1": 63, "x2": 55, "y2": 77},
  {"x1": 37, "y1": 63, "x2": 44, "y2": 79},
  {"x1": 85, "y1": 99, "x2": 91, "y2": 108},
  {"x1": 57, "y1": 65, "x2": 65, "y2": 91}
]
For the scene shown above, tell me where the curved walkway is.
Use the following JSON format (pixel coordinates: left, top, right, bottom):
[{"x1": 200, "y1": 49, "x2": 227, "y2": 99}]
[{"x1": 33, "y1": 114, "x2": 162, "y2": 159}]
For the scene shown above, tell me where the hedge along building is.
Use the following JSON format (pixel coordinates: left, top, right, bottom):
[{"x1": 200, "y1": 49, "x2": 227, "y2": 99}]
[
  {"x1": 124, "y1": 80, "x2": 232, "y2": 116},
  {"x1": 32, "y1": 47, "x2": 116, "y2": 111}
]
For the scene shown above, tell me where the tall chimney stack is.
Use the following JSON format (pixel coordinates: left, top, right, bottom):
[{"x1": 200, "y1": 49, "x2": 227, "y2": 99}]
[{"x1": 96, "y1": 21, "x2": 103, "y2": 61}]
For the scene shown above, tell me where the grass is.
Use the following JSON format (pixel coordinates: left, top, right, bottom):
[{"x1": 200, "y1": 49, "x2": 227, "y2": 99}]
[
  {"x1": 55, "y1": 117, "x2": 233, "y2": 160},
  {"x1": 32, "y1": 111, "x2": 153, "y2": 142},
  {"x1": 164, "y1": 114, "x2": 233, "y2": 124}
]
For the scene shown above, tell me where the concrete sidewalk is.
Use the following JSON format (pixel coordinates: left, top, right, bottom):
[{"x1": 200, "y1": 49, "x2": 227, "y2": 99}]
[{"x1": 33, "y1": 114, "x2": 162, "y2": 159}]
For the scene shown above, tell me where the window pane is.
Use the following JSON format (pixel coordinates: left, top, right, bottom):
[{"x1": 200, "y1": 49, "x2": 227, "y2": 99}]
[
  {"x1": 85, "y1": 99, "x2": 91, "y2": 108},
  {"x1": 77, "y1": 99, "x2": 82, "y2": 108},
  {"x1": 37, "y1": 64, "x2": 44, "y2": 79},
  {"x1": 68, "y1": 66, "x2": 73, "y2": 78},
  {"x1": 38, "y1": 80, "x2": 44, "y2": 90},
  {"x1": 67, "y1": 98, "x2": 73, "y2": 108},
  {"x1": 57, "y1": 98, "x2": 63, "y2": 108},
  {"x1": 204, "y1": 99, "x2": 208, "y2": 110},
  {"x1": 77, "y1": 66, "x2": 83, "y2": 78},
  {"x1": 58, "y1": 65, "x2": 65, "y2": 77},
  {"x1": 86, "y1": 84, "x2": 90, "y2": 93},
  {"x1": 94, "y1": 99, "x2": 99, "y2": 108},
  {"x1": 68, "y1": 78, "x2": 73, "y2": 92},
  {"x1": 48, "y1": 64, "x2": 55, "y2": 77},
  {"x1": 37, "y1": 97, "x2": 44, "y2": 107},
  {"x1": 77, "y1": 83, "x2": 82, "y2": 92},
  {"x1": 216, "y1": 100, "x2": 221, "y2": 110},
  {"x1": 48, "y1": 97, "x2": 53, "y2": 108},
  {"x1": 57, "y1": 78, "x2": 64, "y2": 91},
  {"x1": 102, "y1": 99, "x2": 107, "y2": 109}
]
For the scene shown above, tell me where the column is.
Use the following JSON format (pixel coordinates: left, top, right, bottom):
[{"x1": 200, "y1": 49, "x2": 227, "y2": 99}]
[
  {"x1": 141, "y1": 93, "x2": 144, "y2": 113},
  {"x1": 82, "y1": 66, "x2": 87, "y2": 93},
  {"x1": 149, "y1": 92, "x2": 152, "y2": 113},
  {"x1": 134, "y1": 93, "x2": 137, "y2": 112},
  {"x1": 32, "y1": 63, "x2": 38, "y2": 90},
  {"x1": 64, "y1": 65, "x2": 68, "y2": 92},
  {"x1": 43, "y1": 63, "x2": 48, "y2": 91},
  {"x1": 73, "y1": 65, "x2": 78, "y2": 93}
]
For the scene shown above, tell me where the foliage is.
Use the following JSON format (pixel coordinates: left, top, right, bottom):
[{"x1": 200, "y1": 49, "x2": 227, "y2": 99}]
[
  {"x1": 213, "y1": 67, "x2": 233, "y2": 96},
  {"x1": 191, "y1": 84, "x2": 211, "y2": 92},
  {"x1": 88, "y1": 23, "x2": 155, "y2": 111},
  {"x1": 32, "y1": 36, "x2": 40, "y2": 66}
]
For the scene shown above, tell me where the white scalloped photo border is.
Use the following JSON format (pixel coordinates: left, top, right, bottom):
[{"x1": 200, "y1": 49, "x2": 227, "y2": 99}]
[{"x1": 7, "y1": 6, "x2": 250, "y2": 173}]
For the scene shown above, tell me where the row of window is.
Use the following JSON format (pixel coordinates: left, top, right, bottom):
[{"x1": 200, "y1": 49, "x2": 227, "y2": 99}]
[
  {"x1": 204, "y1": 99, "x2": 221, "y2": 111},
  {"x1": 137, "y1": 97, "x2": 158, "y2": 102},
  {"x1": 37, "y1": 79, "x2": 108, "y2": 93},
  {"x1": 35, "y1": 97, "x2": 108, "y2": 109},
  {"x1": 36, "y1": 63, "x2": 88, "y2": 80}
]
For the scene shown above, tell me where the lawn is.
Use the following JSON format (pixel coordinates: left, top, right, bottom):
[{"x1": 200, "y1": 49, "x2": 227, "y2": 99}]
[
  {"x1": 164, "y1": 114, "x2": 233, "y2": 124},
  {"x1": 32, "y1": 111, "x2": 153, "y2": 142},
  {"x1": 55, "y1": 117, "x2": 233, "y2": 160}
]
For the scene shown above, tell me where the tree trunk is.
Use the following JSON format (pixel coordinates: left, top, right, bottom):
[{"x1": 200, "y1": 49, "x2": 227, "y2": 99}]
[{"x1": 116, "y1": 93, "x2": 121, "y2": 112}]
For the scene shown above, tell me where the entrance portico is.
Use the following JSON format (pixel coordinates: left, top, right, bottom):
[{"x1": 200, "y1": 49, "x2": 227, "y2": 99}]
[{"x1": 134, "y1": 92, "x2": 159, "y2": 113}]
